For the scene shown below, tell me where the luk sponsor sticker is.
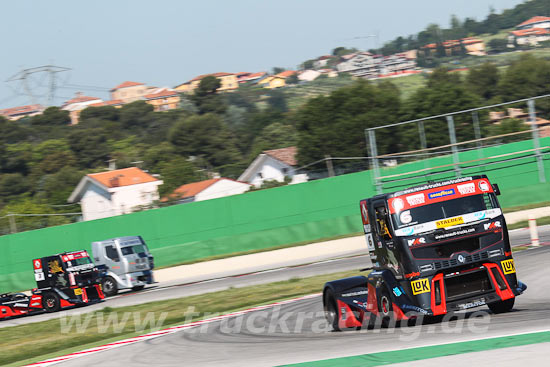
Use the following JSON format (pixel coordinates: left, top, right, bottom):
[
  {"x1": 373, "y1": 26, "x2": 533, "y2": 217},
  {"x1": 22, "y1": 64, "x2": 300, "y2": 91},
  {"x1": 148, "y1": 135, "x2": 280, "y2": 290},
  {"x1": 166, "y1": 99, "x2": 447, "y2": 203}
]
[
  {"x1": 428, "y1": 189, "x2": 455, "y2": 199},
  {"x1": 457, "y1": 182, "x2": 476, "y2": 195},
  {"x1": 406, "y1": 193, "x2": 425, "y2": 206},
  {"x1": 74, "y1": 288, "x2": 83, "y2": 296},
  {"x1": 411, "y1": 278, "x2": 431, "y2": 295},
  {"x1": 501, "y1": 259, "x2": 516, "y2": 274},
  {"x1": 436, "y1": 216, "x2": 464, "y2": 228}
]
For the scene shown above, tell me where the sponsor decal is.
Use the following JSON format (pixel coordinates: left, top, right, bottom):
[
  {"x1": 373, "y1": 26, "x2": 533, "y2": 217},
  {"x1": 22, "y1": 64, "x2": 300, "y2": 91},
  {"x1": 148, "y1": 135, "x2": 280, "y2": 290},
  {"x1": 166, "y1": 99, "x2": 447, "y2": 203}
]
[
  {"x1": 363, "y1": 224, "x2": 371, "y2": 233},
  {"x1": 406, "y1": 193, "x2": 425, "y2": 206},
  {"x1": 33, "y1": 259, "x2": 42, "y2": 270},
  {"x1": 377, "y1": 241, "x2": 383, "y2": 249},
  {"x1": 436, "y1": 216, "x2": 464, "y2": 228},
  {"x1": 342, "y1": 290, "x2": 368, "y2": 297},
  {"x1": 411, "y1": 278, "x2": 430, "y2": 295},
  {"x1": 13, "y1": 303, "x2": 28, "y2": 308},
  {"x1": 392, "y1": 198, "x2": 405, "y2": 212},
  {"x1": 457, "y1": 182, "x2": 476, "y2": 195},
  {"x1": 48, "y1": 260, "x2": 64, "y2": 273},
  {"x1": 458, "y1": 298, "x2": 486, "y2": 310},
  {"x1": 66, "y1": 263, "x2": 95, "y2": 272},
  {"x1": 402, "y1": 227, "x2": 415, "y2": 236},
  {"x1": 457, "y1": 254, "x2": 465, "y2": 263},
  {"x1": 428, "y1": 188, "x2": 455, "y2": 200},
  {"x1": 401, "y1": 304, "x2": 429, "y2": 314},
  {"x1": 34, "y1": 272, "x2": 45, "y2": 282},
  {"x1": 398, "y1": 177, "x2": 473, "y2": 195},
  {"x1": 479, "y1": 180, "x2": 490, "y2": 192},
  {"x1": 340, "y1": 307, "x2": 347, "y2": 320},
  {"x1": 505, "y1": 251, "x2": 512, "y2": 257},
  {"x1": 501, "y1": 259, "x2": 516, "y2": 274},
  {"x1": 405, "y1": 271, "x2": 420, "y2": 279},
  {"x1": 392, "y1": 287, "x2": 403, "y2": 297},
  {"x1": 484, "y1": 221, "x2": 501, "y2": 230},
  {"x1": 67, "y1": 254, "x2": 74, "y2": 260},
  {"x1": 474, "y1": 211, "x2": 487, "y2": 220},
  {"x1": 400, "y1": 210, "x2": 412, "y2": 224},
  {"x1": 366, "y1": 234, "x2": 375, "y2": 251},
  {"x1": 434, "y1": 227, "x2": 475, "y2": 240},
  {"x1": 360, "y1": 201, "x2": 369, "y2": 225},
  {"x1": 407, "y1": 237, "x2": 426, "y2": 247},
  {"x1": 74, "y1": 288, "x2": 83, "y2": 296}
]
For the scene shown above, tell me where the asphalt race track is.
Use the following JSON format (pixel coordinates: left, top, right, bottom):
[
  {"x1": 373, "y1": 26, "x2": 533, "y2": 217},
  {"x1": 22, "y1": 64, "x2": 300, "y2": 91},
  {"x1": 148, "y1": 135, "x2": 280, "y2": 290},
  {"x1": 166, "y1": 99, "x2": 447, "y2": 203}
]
[
  {"x1": 3, "y1": 225, "x2": 548, "y2": 330},
  {"x1": 51, "y1": 227, "x2": 550, "y2": 367}
]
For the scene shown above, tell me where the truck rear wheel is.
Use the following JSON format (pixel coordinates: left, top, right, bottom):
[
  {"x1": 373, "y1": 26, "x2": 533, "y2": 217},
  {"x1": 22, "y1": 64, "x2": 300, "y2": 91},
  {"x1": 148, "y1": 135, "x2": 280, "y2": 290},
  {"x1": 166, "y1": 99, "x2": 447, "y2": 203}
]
[
  {"x1": 102, "y1": 276, "x2": 118, "y2": 297},
  {"x1": 323, "y1": 289, "x2": 340, "y2": 331},
  {"x1": 488, "y1": 298, "x2": 515, "y2": 314},
  {"x1": 42, "y1": 291, "x2": 60, "y2": 313}
]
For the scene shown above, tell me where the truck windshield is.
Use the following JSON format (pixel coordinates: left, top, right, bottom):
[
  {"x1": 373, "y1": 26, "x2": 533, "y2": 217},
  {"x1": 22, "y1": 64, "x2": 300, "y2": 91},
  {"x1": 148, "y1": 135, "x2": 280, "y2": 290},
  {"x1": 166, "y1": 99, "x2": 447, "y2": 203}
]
[
  {"x1": 391, "y1": 193, "x2": 498, "y2": 229},
  {"x1": 121, "y1": 244, "x2": 147, "y2": 255}
]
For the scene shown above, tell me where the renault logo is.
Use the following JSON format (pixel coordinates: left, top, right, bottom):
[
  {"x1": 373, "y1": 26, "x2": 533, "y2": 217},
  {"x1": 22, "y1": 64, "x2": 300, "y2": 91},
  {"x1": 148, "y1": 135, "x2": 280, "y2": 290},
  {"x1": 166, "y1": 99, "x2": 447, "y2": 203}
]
[{"x1": 457, "y1": 255, "x2": 465, "y2": 263}]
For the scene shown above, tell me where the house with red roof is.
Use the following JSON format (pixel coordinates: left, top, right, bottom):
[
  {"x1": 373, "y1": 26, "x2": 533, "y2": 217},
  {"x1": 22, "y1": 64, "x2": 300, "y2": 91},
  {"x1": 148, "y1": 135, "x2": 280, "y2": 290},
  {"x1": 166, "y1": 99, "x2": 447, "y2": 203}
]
[
  {"x1": 174, "y1": 72, "x2": 238, "y2": 93},
  {"x1": 509, "y1": 27, "x2": 550, "y2": 46},
  {"x1": 110, "y1": 81, "x2": 154, "y2": 103},
  {"x1": 257, "y1": 70, "x2": 297, "y2": 89},
  {"x1": 516, "y1": 16, "x2": 550, "y2": 30},
  {"x1": 0, "y1": 104, "x2": 44, "y2": 121},
  {"x1": 163, "y1": 178, "x2": 251, "y2": 203},
  {"x1": 68, "y1": 167, "x2": 163, "y2": 221},
  {"x1": 143, "y1": 88, "x2": 181, "y2": 111},
  {"x1": 61, "y1": 92, "x2": 104, "y2": 124},
  {"x1": 238, "y1": 146, "x2": 308, "y2": 188}
]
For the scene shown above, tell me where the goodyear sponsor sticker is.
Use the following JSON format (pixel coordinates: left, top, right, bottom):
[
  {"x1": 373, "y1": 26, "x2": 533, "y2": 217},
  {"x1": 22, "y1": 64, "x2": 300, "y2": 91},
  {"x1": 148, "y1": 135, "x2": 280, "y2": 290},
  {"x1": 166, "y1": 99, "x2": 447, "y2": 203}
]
[
  {"x1": 436, "y1": 216, "x2": 464, "y2": 228},
  {"x1": 501, "y1": 259, "x2": 516, "y2": 274},
  {"x1": 428, "y1": 189, "x2": 455, "y2": 199},
  {"x1": 411, "y1": 278, "x2": 431, "y2": 295}
]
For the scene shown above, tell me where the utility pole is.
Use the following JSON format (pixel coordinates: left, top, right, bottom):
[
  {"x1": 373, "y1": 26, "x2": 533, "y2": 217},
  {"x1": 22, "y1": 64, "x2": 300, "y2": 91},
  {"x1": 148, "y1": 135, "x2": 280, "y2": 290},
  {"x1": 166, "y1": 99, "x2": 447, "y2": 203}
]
[
  {"x1": 6, "y1": 65, "x2": 71, "y2": 106},
  {"x1": 325, "y1": 155, "x2": 335, "y2": 177},
  {"x1": 8, "y1": 214, "x2": 17, "y2": 234}
]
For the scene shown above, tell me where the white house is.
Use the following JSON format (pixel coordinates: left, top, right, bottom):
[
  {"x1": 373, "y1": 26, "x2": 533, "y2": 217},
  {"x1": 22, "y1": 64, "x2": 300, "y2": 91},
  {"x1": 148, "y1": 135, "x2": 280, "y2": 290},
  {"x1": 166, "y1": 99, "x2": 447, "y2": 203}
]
[
  {"x1": 516, "y1": 16, "x2": 550, "y2": 31},
  {"x1": 298, "y1": 70, "x2": 321, "y2": 82},
  {"x1": 509, "y1": 28, "x2": 550, "y2": 46},
  {"x1": 68, "y1": 167, "x2": 163, "y2": 221},
  {"x1": 238, "y1": 146, "x2": 308, "y2": 188},
  {"x1": 61, "y1": 92, "x2": 104, "y2": 124},
  {"x1": 164, "y1": 178, "x2": 251, "y2": 203}
]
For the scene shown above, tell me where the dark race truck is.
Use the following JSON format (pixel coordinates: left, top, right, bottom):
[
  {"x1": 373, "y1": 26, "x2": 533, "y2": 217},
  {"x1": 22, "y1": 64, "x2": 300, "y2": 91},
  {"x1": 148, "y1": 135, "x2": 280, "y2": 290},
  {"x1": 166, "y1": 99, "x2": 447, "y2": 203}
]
[
  {"x1": 323, "y1": 175, "x2": 527, "y2": 331},
  {"x1": 0, "y1": 250, "x2": 104, "y2": 319}
]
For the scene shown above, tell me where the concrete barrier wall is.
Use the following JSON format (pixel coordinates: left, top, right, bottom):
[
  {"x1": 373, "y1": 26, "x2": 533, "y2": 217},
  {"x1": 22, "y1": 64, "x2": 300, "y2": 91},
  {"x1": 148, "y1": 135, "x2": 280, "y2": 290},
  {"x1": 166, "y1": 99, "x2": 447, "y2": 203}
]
[{"x1": 1, "y1": 138, "x2": 549, "y2": 292}]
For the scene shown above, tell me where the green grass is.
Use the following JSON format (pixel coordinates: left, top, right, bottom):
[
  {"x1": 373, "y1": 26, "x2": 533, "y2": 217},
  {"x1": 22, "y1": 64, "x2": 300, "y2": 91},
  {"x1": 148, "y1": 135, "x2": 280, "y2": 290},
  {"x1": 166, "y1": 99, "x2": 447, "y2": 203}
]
[
  {"x1": 507, "y1": 216, "x2": 550, "y2": 230},
  {"x1": 0, "y1": 269, "x2": 359, "y2": 366}
]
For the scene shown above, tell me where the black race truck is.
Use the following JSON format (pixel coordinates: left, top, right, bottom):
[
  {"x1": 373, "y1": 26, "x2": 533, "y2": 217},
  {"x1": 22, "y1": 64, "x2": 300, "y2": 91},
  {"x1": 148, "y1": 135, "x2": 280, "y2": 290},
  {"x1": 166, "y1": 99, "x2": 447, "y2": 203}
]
[
  {"x1": 0, "y1": 250, "x2": 104, "y2": 319},
  {"x1": 323, "y1": 175, "x2": 527, "y2": 330}
]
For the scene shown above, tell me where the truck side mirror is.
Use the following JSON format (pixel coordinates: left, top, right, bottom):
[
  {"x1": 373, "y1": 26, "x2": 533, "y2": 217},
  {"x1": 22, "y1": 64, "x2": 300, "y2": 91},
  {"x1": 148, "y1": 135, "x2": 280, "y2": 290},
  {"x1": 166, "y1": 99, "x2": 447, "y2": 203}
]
[{"x1": 492, "y1": 183, "x2": 501, "y2": 196}]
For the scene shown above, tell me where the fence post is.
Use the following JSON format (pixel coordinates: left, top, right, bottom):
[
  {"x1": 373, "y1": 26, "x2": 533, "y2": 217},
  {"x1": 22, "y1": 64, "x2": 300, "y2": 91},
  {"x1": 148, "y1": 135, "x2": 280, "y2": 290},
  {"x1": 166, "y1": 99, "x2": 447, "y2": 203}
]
[
  {"x1": 446, "y1": 115, "x2": 462, "y2": 177},
  {"x1": 8, "y1": 214, "x2": 17, "y2": 234},
  {"x1": 367, "y1": 129, "x2": 382, "y2": 194},
  {"x1": 527, "y1": 99, "x2": 546, "y2": 183}
]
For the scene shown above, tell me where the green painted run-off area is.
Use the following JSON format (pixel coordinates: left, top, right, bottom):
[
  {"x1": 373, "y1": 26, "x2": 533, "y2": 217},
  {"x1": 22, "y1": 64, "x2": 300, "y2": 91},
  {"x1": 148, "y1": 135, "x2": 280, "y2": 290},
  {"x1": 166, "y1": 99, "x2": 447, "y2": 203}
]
[
  {"x1": 1, "y1": 138, "x2": 549, "y2": 292},
  {"x1": 278, "y1": 330, "x2": 550, "y2": 366}
]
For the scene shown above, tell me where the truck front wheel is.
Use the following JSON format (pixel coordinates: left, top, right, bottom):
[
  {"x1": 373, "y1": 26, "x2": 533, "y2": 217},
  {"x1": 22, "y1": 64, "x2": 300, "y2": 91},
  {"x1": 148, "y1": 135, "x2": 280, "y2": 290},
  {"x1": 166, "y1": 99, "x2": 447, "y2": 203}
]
[
  {"x1": 102, "y1": 276, "x2": 118, "y2": 297},
  {"x1": 42, "y1": 292, "x2": 60, "y2": 313},
  {"x1": 378, "y1": 289, "x2": 394, "y2": 328},
  {"x1": 323, "y1": 289, "x2": 341, "y2": 331},
  {"x1": 488, "y1": 298, "x2": 515, "y2": 314}
]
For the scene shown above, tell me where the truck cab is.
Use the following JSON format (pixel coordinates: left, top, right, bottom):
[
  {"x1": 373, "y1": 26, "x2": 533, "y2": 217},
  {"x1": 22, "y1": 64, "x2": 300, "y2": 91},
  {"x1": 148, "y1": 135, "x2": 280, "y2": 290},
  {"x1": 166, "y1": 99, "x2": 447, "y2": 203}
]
[
  {"x1": 0, "y1": 250, "x2": 104, "y2": 318},
  {"x1": 323, "y1": 176, "x2": 527, "y2": 330},
  {"x1": 92, "y1": 236, "x2": 154, "y2": 297}
]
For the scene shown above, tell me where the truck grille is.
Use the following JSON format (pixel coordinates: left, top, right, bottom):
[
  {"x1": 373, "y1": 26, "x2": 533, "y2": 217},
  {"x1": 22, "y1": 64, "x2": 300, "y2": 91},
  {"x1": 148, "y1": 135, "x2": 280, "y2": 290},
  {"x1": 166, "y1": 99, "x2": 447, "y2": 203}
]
[
  {"x1": 433, "y1": 252, "x2": 489, "y2": 270},
  {"x1": 445, "y1": 269, "x2": 492, "y2": 301}
]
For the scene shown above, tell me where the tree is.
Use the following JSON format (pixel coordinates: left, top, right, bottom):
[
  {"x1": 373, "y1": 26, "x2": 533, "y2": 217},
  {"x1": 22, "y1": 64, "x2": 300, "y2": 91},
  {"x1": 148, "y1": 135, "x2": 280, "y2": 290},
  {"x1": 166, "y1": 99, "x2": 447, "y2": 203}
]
[
  {"x1": 332, "y1": 47, "x2": 358, "y2": 57},
  {"x1": 488, "y1": 38, "x2": 509, "y2": 54},
  {"x1": 169, "y1": 114, "x2": 243, "y2": 176},
  {"x1": 157, "y1": 157, "x2": 199, "y2": 196},
  {"x1": 301, "y1": 59, "x2": 315, "y2": 69},
  {"x1": 466, "y1": 63, "x2": 500, "y2": 101},
  {"x1": 0, "y1": 198, "x2": 71, "y2": 234},
  {"x1": 272, "y1": 67, "x2": 285, "y2": 74},
  {"x1": 190, "y1": 76, "x2": 227, "y2": 114},
  {"x1": 30, "y1": 107, "x2": 70, "y2": 126},
  {"x1": 286, "y1": 73, "x2": 299, "y2": 85},
  {"x1": 248, "y1": 122, "x2": 298, "y2": 160},
  {"x1": 293, "y1": 80, "x2": 402, "y2": 166},
  {"x1": 67, "y1": 128, "x2": 110, "y2": 168},
  {"x1": 400, "y1": 68, "x2": 482, "y2": 149},
  {"x1": 487, "y1": 118, "x2": 530, "y2": 143},
  {"x1": 119, "y1": 101, "x2": 154, "y2": 129}
]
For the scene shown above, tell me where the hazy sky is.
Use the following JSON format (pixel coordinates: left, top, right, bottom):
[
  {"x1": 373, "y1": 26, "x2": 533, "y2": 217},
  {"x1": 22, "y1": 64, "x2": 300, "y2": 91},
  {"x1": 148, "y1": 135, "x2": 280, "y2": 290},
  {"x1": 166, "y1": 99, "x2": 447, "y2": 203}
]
[{"x1": 1, "y1": 0, "x2": 523, "y2": 109}]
